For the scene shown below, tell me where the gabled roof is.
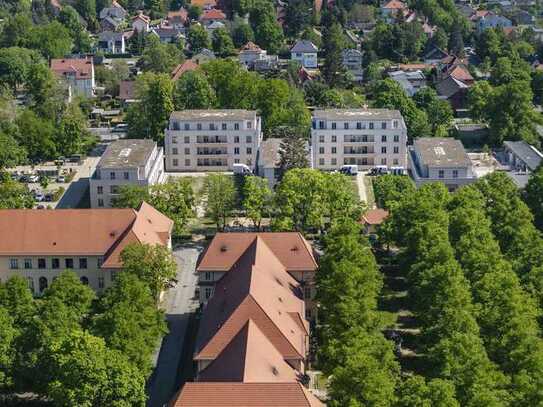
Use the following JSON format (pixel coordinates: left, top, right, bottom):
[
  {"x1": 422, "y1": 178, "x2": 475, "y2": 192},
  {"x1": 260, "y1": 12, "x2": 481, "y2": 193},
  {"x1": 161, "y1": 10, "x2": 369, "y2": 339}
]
[
  {"x1": 168, "y1": 8, "x2": 188, "y2": 23},
  {"x1": 382, "y1": 0, "x2": 406, "y2": 9},
  {"x1": 169, "y1": 382, "x2": 324, "y2": 406},
  {"x1": 197, "y1": 233, "x2": 317, "y2": 272},
  {"x1": 448, "y1": 65, "x2": 473, "y2": 83},
  {"x1": 132, "y1": 13, "x2": 151, "y2": 23},
  {"x1": 51, "y1": 58, "x2": 93, "y2": 80},
  {"x1": 240, "y1": 41, "x2": 263, "y2": 52},
  {"x1": 190, "y1": 0, "x2": 217, "y2": 8},
  {"x1": 171, "y1": 60, "x2": 199, "y2": 81},
  {"x1": 436, "y1": 75, "x2": 469, "y2": 98},
  {"x1": 201, "y1": 8, "x2": 227, "y2": 20},
  {"x1": 361, "y1": 209, "x2": 389, "y2": 225},
  {"x1": 195, "y1": 237, "x2": 308, "y2": 362},
  {"x1": 291, "y1": 40, "x2": 318, "y2": 53}
]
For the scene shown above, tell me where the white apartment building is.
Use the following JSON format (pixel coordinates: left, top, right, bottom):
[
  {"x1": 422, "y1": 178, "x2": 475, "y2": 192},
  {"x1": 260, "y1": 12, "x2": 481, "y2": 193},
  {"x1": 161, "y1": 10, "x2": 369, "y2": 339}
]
[
  {"x1": 164, "y1": 110, "x2": 262, "y2": 172},
  {"x1": 90, "y1": 139, "x2": 166, "y2": 208},
  {"x1": 311, "y1": 109, "x2": 408, "y2": 170}
]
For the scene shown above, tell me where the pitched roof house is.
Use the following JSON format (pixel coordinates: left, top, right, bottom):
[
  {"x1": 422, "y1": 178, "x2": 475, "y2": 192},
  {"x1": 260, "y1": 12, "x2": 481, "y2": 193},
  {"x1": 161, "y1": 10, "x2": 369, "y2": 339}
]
[
  {"x1": 171, "y1": 60, "x2": 199, "y2": 81},
  {"x1": 50, "y1": 57, "x2": 95, "y2": 98},
  {"x1": 291, "y1": 40, "x2": 318, "y2": 69}
]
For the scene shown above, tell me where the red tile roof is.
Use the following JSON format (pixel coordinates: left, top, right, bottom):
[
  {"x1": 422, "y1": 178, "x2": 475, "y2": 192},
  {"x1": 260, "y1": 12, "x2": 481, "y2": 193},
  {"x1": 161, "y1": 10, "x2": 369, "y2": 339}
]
[
  {"x1": 449, "y1": 65, "x2": 474, "y2": 83},
  {"x1": 197, "y1": 232, "x2": 317, "y2": 272},
  {"x1": 361, "y1": 209, "x2": 389, "y2": 225},
  {"x1": 171, "y1": 60, "x2": 199, "y2": 81},
  {"x1": 119, "y1": 80, "x2": 136, "y2": 100},
  {"x1": 191, "y1": 0, "x2": 217, "y2": 7},
  {"x1": 382, "y1": 0, "x2": 406, "y2": 9},
  {"x1": 240, "y1": 41, "x2": 263, "y2": 52},
  {"x1": 201, "y1": 8, "x2": 227, "y2": 20},
  {"x1": 168, "y1": 8, "x2": 188, "y2": 23},
  {"x1": 50, "y1": 57, "x2": 93, "y2": 80},
  {"x1": 169, "y1": 382, "x2": 324, "y2": 406}
]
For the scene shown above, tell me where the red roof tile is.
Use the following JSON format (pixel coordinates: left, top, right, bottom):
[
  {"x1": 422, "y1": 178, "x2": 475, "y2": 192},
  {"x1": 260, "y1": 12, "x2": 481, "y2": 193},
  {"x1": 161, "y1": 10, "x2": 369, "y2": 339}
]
[
  {"x1": 171, "y1": 60, "x2": 199, "y2": 81},
  {"x1": 201, "y1": 8, "x2": 227, "y2": 20},
  {"x1": 383, "y1": 0, "x2": 406, "y2": 9},
  {"x1": 51, "y1": 57, "x2": 93, "y2": 80},
  {"x1": 361, "y1": 209, "x2": 389, "y2": 225}
]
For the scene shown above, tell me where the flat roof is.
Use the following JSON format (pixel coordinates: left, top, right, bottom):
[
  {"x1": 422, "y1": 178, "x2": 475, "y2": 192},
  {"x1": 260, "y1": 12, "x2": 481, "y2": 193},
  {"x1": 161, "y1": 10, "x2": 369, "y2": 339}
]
[
  {"x1": 170, "y1": 109, "x2": 257, "y2": 121},
  {"x1": 504, "y1": 140, "x2": 543, "y2": 171},
  {"x1": 97, "y1": 139, "x2": 156, "y2": 168},
  {"x1": 414, "y1": 137, "x2": 471, "y2": 167},
  {"x1": 312, "y1": 108, "x2": 404, "y2": 121}
]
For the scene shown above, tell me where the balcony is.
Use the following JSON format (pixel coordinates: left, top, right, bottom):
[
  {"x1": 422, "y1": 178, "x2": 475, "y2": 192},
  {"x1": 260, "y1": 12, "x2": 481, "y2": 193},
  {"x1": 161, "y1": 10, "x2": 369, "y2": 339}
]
[
  {"x1": 197, "y1": 148, "x2": 228, "y2": 156},
  {"x1": 196, "y1": 136, "x2": 228, "y2": 144}
]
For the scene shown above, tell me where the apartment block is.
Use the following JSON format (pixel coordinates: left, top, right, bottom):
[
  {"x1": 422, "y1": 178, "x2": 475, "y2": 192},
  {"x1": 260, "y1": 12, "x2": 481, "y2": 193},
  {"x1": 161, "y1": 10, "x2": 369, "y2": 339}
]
[
  {"x1": 164, "y1": 110, "x2": 262, "y2": 172},
  {"x1": 311, "y1": 109, "x2": 408, "y2": 170},
  {"x1": 90, "y1": 139, "x2": 165, "y2": 208},
  {"x1": 0, "y1": 203, "x2": 173, "y2": 295}
]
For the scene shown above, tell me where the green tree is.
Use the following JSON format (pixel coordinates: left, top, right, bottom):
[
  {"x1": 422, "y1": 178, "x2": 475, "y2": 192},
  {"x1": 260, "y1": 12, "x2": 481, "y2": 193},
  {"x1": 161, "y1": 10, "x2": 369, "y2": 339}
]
[
  {"x1": 0, "y1": 132, "x2": 26, "y2": 169},
  {"x1": 0, "y1": 307, "x2": 16, "y2": 389},
  {"x1": 187, "y1": 4, "x2": 202, "y2": 20},
  {"x1": 397, "y1": 376, "x2": 460, "y2": 407},
  {"x1": 523, "y1": 165, "x2": 543, "y2": 231},
  {"x1": 56, "y1": 102, "x2": 89, "y2": 156},
  {"x1": 0, "y1": 13, "x2": 33, "y2": 48},
  {"x1": 322, "y1": 22, "x2": 347, "y2": 86},
  {"x1": 0, "y1": 47, "x2": 42, "y2": 91},
  {"x1": 413, "y1": 87, "x2": 453, "y2": 135},
  {"x1": 92, "y1": 273, "x2": 167, "y2": 375},
  {"x1": 284, "y1": 0, "x2": 311, "y2": 37},
  {"x1": 0, "y1": 176, "x2": 34, "y2": 209},
  {"x1": 276, "y1": 127, "x2": 310, "y2": 176},
  {"x1": 173, "y1": 70, "x2": 216, "y2": 109},
  {"x1": 212, "y1": 27, "x2": 235, "y2": 57},
  {"x1": 242, "y1": 176, "x2": 272, "y2": 229},
  {"x1": 203, "y1": 173, "x2": 237, "y2": 230},
  {"x1": 232, "y1": 22, "x2": 254, "y2": 48},
  {"x1": 42, "y1": 271, "x2": 95, "y2": 320},
  {"x1": 120, "y1": 243, "x2": 177, "y2": 304},
  {"x1": 111, "y1": 185, "x2": 150, "y2": 209},
  {"x1": 249, "y1": 0, "x2": 284, "y2": 53},
  {"x1": 14, "y1": 109, "x2": 57, "y2": 162},
  {"x1": 188, "y1": 24, "x2": 211, "y2": 54},
  {"x1": 372, "y1": 174, "x2": 415, "y2": 210},
  {"x1": 141, "y1": 35, "x2": 183, "y2": 74},
  {"x1": 28, "y1": 21, "x2": 73, "y2": 59}
]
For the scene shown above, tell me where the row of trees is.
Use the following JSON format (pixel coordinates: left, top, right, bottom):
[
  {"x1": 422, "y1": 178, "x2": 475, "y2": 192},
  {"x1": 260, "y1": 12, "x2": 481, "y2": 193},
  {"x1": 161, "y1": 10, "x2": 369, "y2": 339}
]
[{"x1": 0, "y1": 241, "x2": 176, "y2": 405}]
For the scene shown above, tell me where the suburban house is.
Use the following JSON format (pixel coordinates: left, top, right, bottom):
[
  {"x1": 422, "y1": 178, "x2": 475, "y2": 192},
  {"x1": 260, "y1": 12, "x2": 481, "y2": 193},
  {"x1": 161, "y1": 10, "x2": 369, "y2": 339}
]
[
  {"x1": 0, "y1": 202, "x2": 173, "y2": 295},
  {"x1": 99, "y1": 0, "x2": 127, "y2": 20},
  {"x1": 97, "y1": 31, "x2": 126, "y2": 54},
  {"x1": 50, "y1": 57, "x2": 95, "y2": 98},
  {"x1": 311, "y1": 109, "x2": 408, "y2": 170},
  {"x1": 167, "y1": 9, "x2": 188, "y2": 28},
  {"x1": 169, "y1": 233, "x2": 322, "y2": 407},
  {"x1": 423, "y1": 45, "x2": 449, "y2": 64},
  {"x1": 132, "y1": 13, "x2": 151, "y2": 32},
  {"x1": 118, "y1": 80, "x2": 137, "y2": 104},
  {"x1": 477, "y1": 12, "x2": 512, "y2": 33},
  {"x1": 503, "y1": 140, "x2": 543, "y2": 173},
  {"x1": 238, "y1": 42, "x2": 278, "y2": 71},
  {"x1": 192, "y1": 48, "x2": 216, "y2": 64},
  {"x1": 164, "y1": 110, "x2": 262, "y2": 172},
  {"x1": 190, "y1": 0, "x2": 217, "y2": 9},
  {"x1": 100, "y1": 16, "x2": 122, "y2": 32},
  {"x1": 513, "y1": 10, "x2": 535, "y2": 25},
  {"x1": 387, "y1": 70, "x2": 426, "y2": 96},
  {"x1": 381, "y1": 0, "x2": 407, "y2": 22},
  {"x1": 200, "y1": 8, "x2": 227, "y2": 26},
  {"x1": 291, "y1": 40, "x2": 318, "y2": 69},
  {"x1": 342, "y1": 48, "x2": 364, "y2": 81},
  {"x1": 150, "y1": 27, "x2": 184, "y2": 43},
  {"x1": 360, "y1": 208, "x2": 389, "y2": 235},
  {"x1": 89, "y1": 139, "x2": 166, "y2": 208},
  {"x1": 408, "y1": 137, "x2": 476, "y2": 190}
]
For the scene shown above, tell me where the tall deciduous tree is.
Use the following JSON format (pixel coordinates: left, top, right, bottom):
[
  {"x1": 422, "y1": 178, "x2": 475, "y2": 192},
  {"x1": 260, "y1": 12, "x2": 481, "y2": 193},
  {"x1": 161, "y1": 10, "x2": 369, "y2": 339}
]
[
  {"x1": 372, "y1": 174, "x2": 415, "y2": 210},
  {"x1": 188, "y1": 24, "x2": 211, "y2": 54},
  {"x1": 523, "y1": 165, "x2": 543, "y2": 231},
  {"x1": 203, "y1": 174, "x2": 237, "y2": 230},
  {"x1": 173, "y1": 70, "x2": 216, "y2": 110},
  {"x1": 242, "y1": 176, "x2": 272, "y2": 229},
  {"x1": 277, "y1": 128, "x2": 310, "y2": 176},
  {"x1": 211, "y1": 27, "x2": 235, "y2": 57}
]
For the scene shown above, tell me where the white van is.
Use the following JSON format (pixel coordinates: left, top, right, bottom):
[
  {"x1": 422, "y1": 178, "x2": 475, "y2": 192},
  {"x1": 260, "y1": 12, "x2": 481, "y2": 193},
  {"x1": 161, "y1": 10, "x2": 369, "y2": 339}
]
[
  {"x1": 340, "y1": 165, "x2": 359, "y2": 176},
  {"x1": 233, "y1": 163, "x2": 252, "y2": 175}
]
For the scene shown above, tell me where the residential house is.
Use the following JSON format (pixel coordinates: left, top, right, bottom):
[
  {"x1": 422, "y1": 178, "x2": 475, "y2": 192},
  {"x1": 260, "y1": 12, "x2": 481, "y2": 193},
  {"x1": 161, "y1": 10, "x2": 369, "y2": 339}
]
[
  {"x1": 50, "y1": 57, "x2": 95, "y2": 98},
  {"x1": 100, "y1": 16, "x2": 122, "y2": 32},
  {"x1": 205, "y1": 20, "x2": 226, "y2": 36},
  {"x1": 132, "y1": 13, "x2": 151, "y2": 32},
  {"x1": 190, "y1": 0, "x2": 217, "y2": 9},
  {"x1": 436, "y1": 76, "x2": 469, "y2": 110},
  {"x1": 89, "y1": 140, "x2": 166, "y2": 208},
  {"x1": 150, "y1": 27, "x2": 184, "y2": 44},
  {"x1": 239, "y1": 42, "x2": 278, "y2": 71},
  {"x1": 193, "y1": 48, "x2": 216, "y2": 64},
  {"x1": 342, "y1": 48, "x2": 363, "y2": 81},
  {"x1": 291, "y1": 40, "x2": 318, "y2": 69},
  {"x1": 171, "y1": 60, "x2": 199, "y2": 81},
  {"x1": 503, "y1": 140, "x2": 543, "y2": 173},
  {"x1": 0, "y1": 202, "x2": 173, "y2": 294},
  {"x1": 513, "y1": 10, "x2": 535, "y2": 26},
  {"x1": 164, "y1": 110, "x2": 262, "y2": 172},
  {"x1": 97, "y1": 31, "x2": 126, "y2": 54},
  {"x1": 360, "y1": 209, "x2": 389, "y2": 235},
  {"x1": 256, "y1": 138, "x2": 283, "y2": 188},
  {"x1": 118, "y1": 80, "x2": 137, "y2": 104},
  {"x1": 408, "y1": 137, "x2": 476, "y2": 190},
  {"x1": 456, "y1": 3, "x2": 476, "y2": 18},
  {"x1": 200, "y1": 8, "x2": 227, "y2": 26},
  {"x1": 477, "y1": 12, "x2": 512, "y2": 34},
  {"x1": 99, "y1": 0, "x2": 127, "y2": 20},
  {"x1": 387, "y1": 70, "x2": 426, "y2": 96},
  {"x1": 167, "y1": 8, "x2": 188, "y2": 28},
  {"x1": 311, "y1": 109, "x2": 408, "y2": 170},
  {"x1": 423, "y1": 45, "x2": 449, "y2": 64},
  {"x1": 381, "y1": 0, "x2": 407, "y2": 22}
]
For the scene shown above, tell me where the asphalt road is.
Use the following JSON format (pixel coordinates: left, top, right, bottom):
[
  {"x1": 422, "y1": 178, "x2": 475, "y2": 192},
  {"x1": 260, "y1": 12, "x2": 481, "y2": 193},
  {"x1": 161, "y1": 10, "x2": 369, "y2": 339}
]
[{"x1": 146, "y1": 244, "x2": 201, "y2": 407}]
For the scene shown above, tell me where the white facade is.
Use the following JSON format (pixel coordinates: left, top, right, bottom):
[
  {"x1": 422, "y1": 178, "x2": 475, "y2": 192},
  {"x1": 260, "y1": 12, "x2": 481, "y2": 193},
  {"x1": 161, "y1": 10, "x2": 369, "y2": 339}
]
[
  {"x1": 164, "y1": 110, "x2": 262, "y2": 172},
  {"x1": 291, "y1": 51, "x2": 317, "y2": 68},
  {"x1": 90, "y1": 140, "x2": 166, "y2": 208},
  {"x1": 311, "y1": 109, "x2": 408, "y2": 170}
]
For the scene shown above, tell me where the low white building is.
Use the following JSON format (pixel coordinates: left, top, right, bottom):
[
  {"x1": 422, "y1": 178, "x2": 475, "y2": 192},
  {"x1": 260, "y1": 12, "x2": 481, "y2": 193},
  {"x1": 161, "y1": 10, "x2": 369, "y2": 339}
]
[
  {"x1": 291, "y1": 40, "x2": 318, "y2": 69},
  {"x1": 387, "y1": 70, "x2": 426, "y2": 96},
  {"x1": 97, "y1": 31, "x2": 126, "y2": 54},
  {"x1": 50, "y1": 57, "x2": 95, "y2": 98},
  {"x1": 89, "y1": 139, "x2": 166, "y2": 208},
  {"x1": 311, "y1": 109, "x2": 408, "y2": 170},
  {"x1": 165, "y1": 110, "x2": 262, "y2": 172},
  {"x1": 408, "y1": 137, "x2": 476, "y2": 191}
]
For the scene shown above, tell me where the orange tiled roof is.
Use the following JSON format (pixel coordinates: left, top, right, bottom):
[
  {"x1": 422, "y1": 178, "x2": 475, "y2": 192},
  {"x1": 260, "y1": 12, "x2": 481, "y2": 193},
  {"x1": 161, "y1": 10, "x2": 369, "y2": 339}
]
[
  {"x1": 201, "y1": 8, "x2": 227, "y2": 20},
  {"x1": 449, "y1": 65, "x2": 473, "y2": 83},
  {"x1": 361, "y1": 209, "x2": 389, "y2": 225},
  {"x1": 51, "y1": 57, "x2": 93, "y2": 80},
  {"x1": 383, "y1": 0, "x2": 406, "y2": 9},
  {"x1": 240, "y1": 41, "x2": 263, "y2": 52},
  {"x1": 171, "y1": 60, "x2": 199, "y2": 81},
  {"x1": 191, "y1": 0, "x2": 217, "y2": 7}
]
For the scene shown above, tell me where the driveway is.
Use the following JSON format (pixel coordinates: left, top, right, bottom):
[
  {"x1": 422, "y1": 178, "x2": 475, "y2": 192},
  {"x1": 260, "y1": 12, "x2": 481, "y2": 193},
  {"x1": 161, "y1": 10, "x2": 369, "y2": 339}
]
[
  {"x1": 146, "y1": 243, "x2": 202, "y2": 407},
  {"x1": 356, "y1": 172, "x2": 368, "y2": 203}
]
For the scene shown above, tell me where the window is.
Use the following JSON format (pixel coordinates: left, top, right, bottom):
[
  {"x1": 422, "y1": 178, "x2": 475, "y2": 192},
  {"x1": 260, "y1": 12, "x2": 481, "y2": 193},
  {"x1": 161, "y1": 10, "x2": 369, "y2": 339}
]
[
  {"x1": 98, "y1": 258, "x2": 103, "y2": 268},
  {"x1": 184, "y1": 136, "x2": 190, "y2": 143},
  {"x1": 438, "y1": 170, "x2": 445, "y2": 178},
  {"x1": 393, "y1": 120, "x2": 399, "y2": 129},
  {"x1": 331, "y1": 158, "x2": 337, "y2": 165},
  {"x1": 39, "y1": 277, "x2": 48, "y2": 293},
  {"x1": 356, "y1": 122, "x2": 362, "y2": 130},
  {"x1": 98, "y1": 277, "x2": 104, "y2": 289},
  {"x1": 331, "y1": 147, "x2": 337, "y2": 154},
  {"x1": 381, "y1": 158, "x2": 387, "y2": 165},
  {"x1": 222, "y1": 123, "x2": 227, "y2": 130},
  {"x1": 172, "y1": 137, "x2": 177, "y2": 144},
  {"x1": 234, "y1": 123, "x2": 239, "y2": 130},
  {"x1": 331, "y1": 135, "x2": 337, "y2": 142},
  {"x1": 123, "y1": 172, "x2": 129, "y2": 180},
  {"x1": 80, "y1": 276, "x2": 89, "y2": 285},
  {"x1": 393, "y1": 159, "x2": 399, "y2": 165},
  {"x1": 184, "y1": 123, "x2": 190, "y2": 130},
  {"x1": 204, "y1": 272, "x2": 212, "y2": 281},
  {"x1": 394, "y1": 135, "x2": 400, "y2": 142},
  {"x1": 247, "y1": 158, "x2": 252, "y2": 166},
  {"x1": 381, "y1": 135, "x2": 387, "y2": 142},
  {"x1": 184, "y1": 148, "x2": 190, "y2": 155},
  {"x1": 381, "y1": 146, "x2": 387, "y2": 154},
  {"x1": 393, "y1": 146, "x2": 399, "y2": 154},
  {"x1": 197, "y1": 123, "x2": 202, "y2": 130},
  {"x1": 344, "y1": 122, "x2": 349, "y2": 129},
  {"x1": 247, "y1": 121, "x2": 252, "y2": 129},
  {"x1": 319, "y1": 121, "x2": 325, "y2": 129},
  {"x1": 234, "y1": 136, "x2": 240, "y2": 143},
  {"x1": 27, "y1": 277, "x2": 34, "y2": 293},
  {"x1": 52, "y1": 258, "x2": 60, "y2": 269},
  {"x1": 234, "y1": 158, "x2": 240, "y2": 163},
  {"x1": 110, "y1": 185, "x2": 119, "y2": 194},
  {"x1": 110, "y1": 172, "x2": 116, "y2": 180},
  {"x1": 204, "y1": 287, "x2": 213, "y2": 299},
  {"x1": 38, "y1": 258, "x2": 46, "y2": 269},
  {"x1": 369, "y1": 122, "x2": 374, "y2": 129},
  {"x1": 234, "y1": 147, "x2": 240, "y2": 154},
  {"x1": 209, "y1": 123, "x2": 214, "y2": 130},
  {"x1": 319, "y1": 158, "x2": 325, "y2": 165},
  {"x1": 65, "y1": 258, "x2": 74, "y2": 269},
  {"x1": 173, "y1": 158, "x2": 179, "y2": 166},
  {"x1": 381, "y1": 122, "x2": 387, "y2": 129},
  {"x1": 246, "y1": 147, "x2": 252, "y2": 154},
  {"x1": 172, "y1": 147, "x2": 178, "y2": 155},
  {"x1": 97, "y1": 186, "x2": 103, "y2": 195},
  {"x1": 319, "y1": 135, "x2": 325, "y2": 143},
  {"x1": 331, "y1": 122, "x2": 337, "y2": 130},
  {"x1": 319, "y1": 147, "x2": 325, "y2": 154},
  {"x1": 79, "y1": 258, "x2": 87, "y2": 269},
  {"x1": 24, "y1": 259, "x2": 32, "y2": 269},
  {"x1": 9, "y1": 259, "x2": 18, "y2": 269},
  {"x1": 453, "y1": 170, "x2": 459, "y2": 178},
  {"x1": 246, "y1": 135, "x2": 252, "y2": 143},
  {"x1": 185, "y1": 159, "x2": 191, "y2": 166},
  {"x1": 98, "y1": 199, "x2": 104, "y2": 207}
]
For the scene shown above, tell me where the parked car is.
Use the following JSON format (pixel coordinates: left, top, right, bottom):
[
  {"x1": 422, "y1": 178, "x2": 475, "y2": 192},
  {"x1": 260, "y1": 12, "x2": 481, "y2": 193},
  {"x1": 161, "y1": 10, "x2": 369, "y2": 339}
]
[
  {"x1": 56, "y1": 175, "x2": 66, "y2": 183},
  {"x1": 233, "y1": 163, "x2": 252, "y2": 175},
  {"x1": 34, "y1": 193, "x2": 45, "y2": 202},
  {"x1": 28, "y1": 175, "x2": 39, "y2": 183},
  {"x1": 369, "y1": 166, "x2": 389, "y2": 176},
  {"x1": 340, "y1": 165, "x2": 359, "y2": 176}
]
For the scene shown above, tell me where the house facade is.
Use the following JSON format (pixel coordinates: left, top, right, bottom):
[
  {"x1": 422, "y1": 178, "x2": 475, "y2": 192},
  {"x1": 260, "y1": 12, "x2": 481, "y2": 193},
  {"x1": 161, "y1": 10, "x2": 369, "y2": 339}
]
[
  {"x1": 477, "y1": 13, "x2": 512, "y2": 33},
  {"x1": 387, "y1": 70, "x2": 426, "y2": 96},
  {"x1": 89, "y1": 139, "x2": 165, "y2": 209},
  {"x1": 97, "y1": 31, "x2": 126, "y2": 54},
  {"x1": 291, "y1": 40, "x2": 318, "y2": 68},
  {"x1": 164, "y1": 110, "x2": 262, "y2": 172},
  {"x1": 342, "y1": 48, "x2": 363, "y2": 81},
  {"x1": 132, "y1": 13, "x2": 151, "y2": 32},
  {"x1": 50, "y1": 57, "x2": 95, "y2": 98},
  {"x1": 0, "y1": 203, "x2": 173, "y2": 295},
  {"x1": 311, "y1": 109, "x2": 408, "y2": 170}
]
